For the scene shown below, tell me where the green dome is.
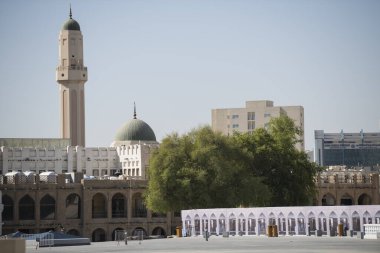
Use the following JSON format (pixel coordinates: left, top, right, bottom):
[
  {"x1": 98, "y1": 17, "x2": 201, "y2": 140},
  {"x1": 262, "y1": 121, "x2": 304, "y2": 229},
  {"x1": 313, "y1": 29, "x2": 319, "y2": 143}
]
[
  {"x1": 115, "y1": 118, "x2": 156, "y2": 142},
  {"x1": 62, "y1": 18, "x2": 80, "y2": 31}
]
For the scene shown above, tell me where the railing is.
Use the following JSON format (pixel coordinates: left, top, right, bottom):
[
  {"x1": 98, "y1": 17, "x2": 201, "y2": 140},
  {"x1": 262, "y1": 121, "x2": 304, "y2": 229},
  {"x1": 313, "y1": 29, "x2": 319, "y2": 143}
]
[
  {"x1": 56, "y1": 66, "x2": 87, "y2": 71},
  {"x1": 318, "y1": 173, "x2": 375, "y2": 185},
  {"x1": 364, "y1": 224, "x2": 380, "y2": 239},
  {"x1": 21, "y1": 233, "x2": 54, "y2": 248}
]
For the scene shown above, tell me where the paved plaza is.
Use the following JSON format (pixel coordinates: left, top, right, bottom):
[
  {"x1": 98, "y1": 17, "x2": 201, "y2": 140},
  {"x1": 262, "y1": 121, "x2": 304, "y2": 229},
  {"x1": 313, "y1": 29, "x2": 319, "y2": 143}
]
[{"x1": 27, "y1": 236, "x2": 379, "y2": 253}]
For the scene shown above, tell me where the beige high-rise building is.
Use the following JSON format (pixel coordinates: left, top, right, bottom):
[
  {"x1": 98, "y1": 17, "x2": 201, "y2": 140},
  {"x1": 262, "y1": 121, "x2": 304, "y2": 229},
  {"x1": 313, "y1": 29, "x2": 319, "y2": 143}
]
[
  {"x1": 56, "y1": 9, "x2": 88, "y2": 147},
  {"x1": 212, "y1": 100, "x2": 304, "y2": 150}
]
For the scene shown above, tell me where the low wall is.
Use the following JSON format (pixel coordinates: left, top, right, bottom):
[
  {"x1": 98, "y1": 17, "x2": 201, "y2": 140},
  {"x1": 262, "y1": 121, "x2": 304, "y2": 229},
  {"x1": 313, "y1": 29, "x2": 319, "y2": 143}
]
[{"x1": 0, "y1": 238, "x2": 25, "y2": 253}]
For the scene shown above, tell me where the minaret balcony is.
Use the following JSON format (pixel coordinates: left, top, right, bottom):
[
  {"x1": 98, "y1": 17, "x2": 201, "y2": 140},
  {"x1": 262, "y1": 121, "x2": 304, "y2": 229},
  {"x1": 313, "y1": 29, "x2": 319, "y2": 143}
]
[{"x1": 56, "y1": 66, "x2": 87, "y2": 71}]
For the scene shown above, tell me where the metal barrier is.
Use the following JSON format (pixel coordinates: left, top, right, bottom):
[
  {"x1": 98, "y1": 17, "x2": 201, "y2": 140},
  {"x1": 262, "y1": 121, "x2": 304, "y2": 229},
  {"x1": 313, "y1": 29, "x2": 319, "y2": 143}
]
[{"x1": 21, "y1": 233, "x2": 54, "y2": 249}]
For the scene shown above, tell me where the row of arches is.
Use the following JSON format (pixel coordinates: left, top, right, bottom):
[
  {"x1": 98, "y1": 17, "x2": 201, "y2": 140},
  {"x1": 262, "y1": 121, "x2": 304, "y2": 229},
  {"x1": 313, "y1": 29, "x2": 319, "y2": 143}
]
[
  {"x1": 321, "y1": 193, "x2": 371, "y2": 206},
  {"x1": 182, "y1": 207, "x2": 380, "y2": 237},
  {"x1": 2, "y1": 192, "x2": 147, "y2": 221}
]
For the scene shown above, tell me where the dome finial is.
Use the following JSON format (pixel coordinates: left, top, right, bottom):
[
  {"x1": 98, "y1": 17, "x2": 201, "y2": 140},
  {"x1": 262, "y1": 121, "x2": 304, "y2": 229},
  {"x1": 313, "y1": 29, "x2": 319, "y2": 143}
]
[
  {"x1": 69, "y1": 4, "x2": 72, "y2": 19},
  {"x1": 133, "y1": 102, "x2": 137, "y2": 119}
]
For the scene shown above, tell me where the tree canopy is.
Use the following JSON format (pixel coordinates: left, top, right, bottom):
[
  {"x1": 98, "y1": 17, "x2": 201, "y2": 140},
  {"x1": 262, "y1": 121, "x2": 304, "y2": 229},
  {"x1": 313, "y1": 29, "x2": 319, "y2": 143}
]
[
  {"x1": 145, "y1": 115, "x2": 321, "y2": 213},
  {"x1": 234, "y1": 116, "x2": 321, "y2": 206}
]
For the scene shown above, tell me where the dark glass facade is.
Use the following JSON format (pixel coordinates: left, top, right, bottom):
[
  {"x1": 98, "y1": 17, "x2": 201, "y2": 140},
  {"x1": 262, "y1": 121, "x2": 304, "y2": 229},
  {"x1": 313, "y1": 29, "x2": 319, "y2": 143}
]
[{"x1": 323, "y1": 148, "x2": 380, "y2": 167}]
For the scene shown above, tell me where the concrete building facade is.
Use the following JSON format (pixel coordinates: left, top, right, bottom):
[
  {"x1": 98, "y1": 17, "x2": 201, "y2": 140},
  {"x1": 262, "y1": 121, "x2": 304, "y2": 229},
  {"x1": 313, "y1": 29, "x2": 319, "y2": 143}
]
[
  {"x1": 212, "y1": 100, "x2": 304, "y2": 150},
  {"x1": 0, "y1": 107, "x2": 158, "y2": 179},
  {"x1": 315, "y1": 167, "x2": 380, "y2": 206},
  {"x1": 0, "y1": 173, "x2": 180, "y2": 240},
  {"x1": 315, "y1": 130, "x2": 380, "y2": 167}
]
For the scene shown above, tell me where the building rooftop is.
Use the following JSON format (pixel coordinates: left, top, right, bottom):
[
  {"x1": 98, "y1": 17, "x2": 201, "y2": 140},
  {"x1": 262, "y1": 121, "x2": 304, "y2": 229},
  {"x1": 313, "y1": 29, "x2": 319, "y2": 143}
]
[{"x1": 0, "y1": 138, "x2": 71, "y2": 148}]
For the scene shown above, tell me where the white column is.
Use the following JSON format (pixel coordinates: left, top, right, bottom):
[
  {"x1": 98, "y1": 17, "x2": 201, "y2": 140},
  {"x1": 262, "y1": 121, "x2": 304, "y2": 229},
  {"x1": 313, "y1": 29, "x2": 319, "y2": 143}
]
[
  {"x1": 192, "y1": 219, "x2": 196, "y2": 237},
  {"x1": 316, "y1": 217, "x2": 320, "y2": 231},
  {"x1": 286, "y1": 218, "x2": 289, "y2": 235},
  {"x1": 348, "y1": 215, "x2": 353, "y2": 231},
  {"x1": 327, "y1": 218, "x2": 331, "y2": 236},
  {"x1": 200, "y1": 219, "x2": 204, "y2": 236},
  {"x1": 255, "y1": 219, "x2": 259, "y2": 235},
  {"x1": 182, "y1": 220, "x2": 186, "y2": 236},
  {"x1": 245, "y1": 219, "x2": 248, "y2": 235},
  {"x1": 360, "y1": 215, "x2": 364, "y2": 233}
]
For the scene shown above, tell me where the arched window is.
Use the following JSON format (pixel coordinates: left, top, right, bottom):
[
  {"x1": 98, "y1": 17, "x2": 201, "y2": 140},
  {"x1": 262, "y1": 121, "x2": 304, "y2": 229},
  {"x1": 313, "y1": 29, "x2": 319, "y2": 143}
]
[
  {"x1": 92, "y1": 228, "x2": 106, "y2": 242},
  {"x1": 112, "y1": 193, "x2": 126, "y2": 218},
  {"x1": 358, "y1": 194, "x2": 371, "y2": 205},
  {"x1": 2, "y1": 195, "x2": 14, "y2": 221},
  {"x1": 152, "y1": 227, "x2": 166, "y2": 237},
  {"x1": 92, "y1": 193, "x2": 107, "y2": 218},
  {"x1": 19, "y1": 195, "x2": 35, "y2": 220},
  {"x1": 340, "y1": 193, "x2": 353, "y2": 205},
  {"x1": 66, "y1": 193, "x2": 81, "y2": 219},
  {"x1": 67, "y1": 229, "x2": 80, "y2": 236},
  {"x1": 132, "y1": 227, "x2": 147, "y2": 237},
  {"x1": 112, "y1": 228, "x2": 124, "y2": 241},
  {"x1": 40, "y1": 195, "x2": 56, "y2": 220},
  {"x1": 322, "y1": 193, "x2": 335, "y2": 206},
  {"x1": 132, "y1": 193, "x2": 147, "y2": 218}
]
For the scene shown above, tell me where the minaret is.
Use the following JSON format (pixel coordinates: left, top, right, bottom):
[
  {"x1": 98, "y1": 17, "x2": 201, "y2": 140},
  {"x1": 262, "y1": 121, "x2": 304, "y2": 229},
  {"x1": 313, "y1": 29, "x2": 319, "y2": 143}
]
[{"x1": 56, "y1": 8, "x2": 87, "y2": 146}]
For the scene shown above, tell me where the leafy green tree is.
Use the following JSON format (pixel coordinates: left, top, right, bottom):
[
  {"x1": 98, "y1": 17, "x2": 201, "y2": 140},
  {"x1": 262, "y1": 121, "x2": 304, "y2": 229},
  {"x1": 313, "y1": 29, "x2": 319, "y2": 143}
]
[
  {"x1": 145, "y1": 116, "x2": 320, "y2": 212},
  {"x1": 234, "y1": 115, "x2": 321, "y2": 206},
  {"x1": 145, "y1": 126, "x2": 270, "y2": 213}
]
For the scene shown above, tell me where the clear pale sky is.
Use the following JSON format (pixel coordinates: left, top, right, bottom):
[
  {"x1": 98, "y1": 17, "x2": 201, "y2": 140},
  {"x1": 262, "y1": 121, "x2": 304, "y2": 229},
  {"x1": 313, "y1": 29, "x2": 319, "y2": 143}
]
[{"x1": 0, "y1": 0, "x2": 379, "y2": 151}]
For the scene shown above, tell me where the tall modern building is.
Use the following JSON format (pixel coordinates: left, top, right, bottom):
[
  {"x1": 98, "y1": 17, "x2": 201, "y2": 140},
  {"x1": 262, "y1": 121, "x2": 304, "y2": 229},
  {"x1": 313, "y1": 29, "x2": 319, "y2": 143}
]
[
  {"x1": 56, "y1": 9, "x2": 88, "y2": 147},
  {"x1": 212, "y1": 100, "x2": 304, "y2": 150},
  {"x1": 315, "y1": 130, "x2": 380, "y2": 167}
]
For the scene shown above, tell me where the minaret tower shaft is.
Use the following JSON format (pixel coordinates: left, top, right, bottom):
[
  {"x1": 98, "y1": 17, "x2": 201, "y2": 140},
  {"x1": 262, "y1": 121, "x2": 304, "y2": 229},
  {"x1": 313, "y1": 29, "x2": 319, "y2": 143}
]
[{"x1": 56, "y1": 8, "x2": 87, "y2": 146}]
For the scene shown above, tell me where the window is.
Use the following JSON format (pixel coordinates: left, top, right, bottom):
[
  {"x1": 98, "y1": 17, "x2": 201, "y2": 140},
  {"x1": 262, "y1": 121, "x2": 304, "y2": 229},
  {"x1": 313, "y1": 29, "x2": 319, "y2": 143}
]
[
  {"x1": 248, "y1": 121, "x2": 255, "y2": 130},
  {"x1": 40, "y1": 195, "x2": 56, "y2": 220},
  {"x1": 247, "y1": 112, "x2": 255, "y2": 121},
  {"x1": 232, "y1": 124, "x2": 239, "y2": 129},
  {"x1": 232, "y1": 115, "x2": 239, "y2": 119},
  {"x1": 264, "y1": 113, "x2": 271, "y2": 118}
]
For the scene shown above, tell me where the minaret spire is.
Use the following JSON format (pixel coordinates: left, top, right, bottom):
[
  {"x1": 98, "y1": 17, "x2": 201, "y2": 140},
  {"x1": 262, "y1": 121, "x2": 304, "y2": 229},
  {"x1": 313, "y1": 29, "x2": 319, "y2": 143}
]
[
  {"x1": 69, "y1": 4, "x2": 72, "y2": 19},
  {"x1": 133, "y1": 102, "x2": 137, "y2": 119}
]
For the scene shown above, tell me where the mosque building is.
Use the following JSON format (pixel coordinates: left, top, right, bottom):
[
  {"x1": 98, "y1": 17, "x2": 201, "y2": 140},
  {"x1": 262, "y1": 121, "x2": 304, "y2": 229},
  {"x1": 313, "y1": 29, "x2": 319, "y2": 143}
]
[{"x1": 0, "y1": 9, "x2": 180, "y2": 240}]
